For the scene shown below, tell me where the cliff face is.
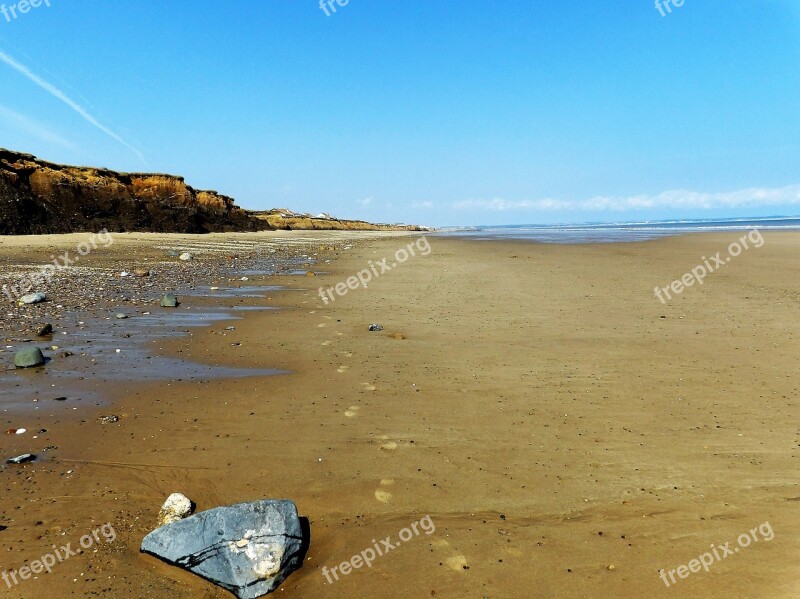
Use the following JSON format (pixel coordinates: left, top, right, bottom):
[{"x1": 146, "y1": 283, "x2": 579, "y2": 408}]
[
  {"x1": 0, "y1": 149, "x2": 268, "y2": 234},
  {"x1": 250, "y1": 209, "x2": 428, "y2": 232}
]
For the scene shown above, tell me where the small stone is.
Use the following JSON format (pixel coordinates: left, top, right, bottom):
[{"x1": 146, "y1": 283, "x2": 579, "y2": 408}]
[
  {"x1": 14, "y1": 347, "x2": 46, "y2": 368},
  {"x1": 18, "y1": 293, "x2": 46, "y2": 306},
  {"x1": 99, "y1": 415, "x2": 120, "y2": 424},
  {"x1": 116, "y1": 313, "x2": 128, "y2": 319},
  {"x1": 6, "y1": 454, "x2": 36, "y2": 464},
  {"x1": 36, "y1": 324, "x2": 53, "y2": 337},
  {"x1": 133, "y1": 269, "x2": 151, "y2": 277},
  {"x1": 607, "y1": 564, "x2": 616, "y2": 571},
  {"x1": 368, "y1": 324, "x2": 384, "y2": 332},
  {"x1": 157, "y1": 493, "x2": 195, "y2": 527},
  {"x1": 161, "y1": 293, "x2": 179, "y2": 308},
  {"x1": 305, "y1": 271, "x2": 315, "y2": 277},
  {"x1": 179, "y1": 252, "x2": 194, "y2": 261}
]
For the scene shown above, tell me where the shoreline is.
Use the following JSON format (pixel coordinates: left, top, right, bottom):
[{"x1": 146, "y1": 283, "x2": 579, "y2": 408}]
[{"x1": 1, "y1": 231, "x2": 799, "y2": 597}]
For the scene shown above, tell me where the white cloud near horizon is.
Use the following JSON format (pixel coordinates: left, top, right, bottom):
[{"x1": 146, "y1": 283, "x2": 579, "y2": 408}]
[
  {"x1": 0, "y1": 103, "x2": 78, "y2": 151},
  {"x1": 452, "y1": 184, "x2": 800, "y2": 212},
  {"x1": 0, "y1": 50, "x2": 144, "y2": 162}
]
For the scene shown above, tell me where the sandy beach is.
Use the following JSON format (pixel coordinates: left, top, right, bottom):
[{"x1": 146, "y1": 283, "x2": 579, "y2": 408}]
[{"x1": 1, "y1": 231, "x2": 799, "y2": 598}]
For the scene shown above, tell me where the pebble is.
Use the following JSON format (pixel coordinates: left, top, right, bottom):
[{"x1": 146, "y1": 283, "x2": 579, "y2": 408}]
[
  {"x1": 6, "y1": 454, "x2": 36, "y2": 464},
  {"x1": 161, "y1": 293, "x2": 179, "y2": 308},
  {"x1": 14, "y1": 347, "x2": 46, "y2": 368},
  {"x1": 18, "y1": 292, "x2": 46, "y2": 306}
]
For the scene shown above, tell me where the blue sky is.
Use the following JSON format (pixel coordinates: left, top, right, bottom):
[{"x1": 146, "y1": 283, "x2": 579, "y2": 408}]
[{"x1": 0, "y1": 0, "x2": 798, "y2": 227}]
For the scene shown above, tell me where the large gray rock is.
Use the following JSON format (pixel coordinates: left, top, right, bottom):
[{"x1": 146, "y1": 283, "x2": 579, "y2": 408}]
[
  {"x1": 140, "y1": 499, "x2": 306, "y2": 598},
  {"x1": 14, "y1": 347, "x2": 46, "y2": 368}
]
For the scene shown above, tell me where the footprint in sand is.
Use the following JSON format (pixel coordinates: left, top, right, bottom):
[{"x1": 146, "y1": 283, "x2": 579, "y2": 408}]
[
  {"x1": 377, "y1": 434, "x2": 399, "y2": 451},
  {"x1": 344, "y1": 406, "x2": 360, "y2": 418},
  {"x1": 445, "y1": 555, "x2": 469, "y2": 571},
  {"x1": 337, "y1": 365, "x2": 349, "y2": 373},
  {"x1": 361, "y1": 382, "x2": 376, "y2": 391},
  {"x1": 321, "y1": 341, "x2": 332, "y2": 346},
  {"x1": 374, "y1": 479, "x2": 394, "y2": 503},
  {"x1": 317, "y1": 323, "x2": 327, "y2": 328},
  {"x1": 432, "y1": 539, "x2": 469, "y2": 572}
]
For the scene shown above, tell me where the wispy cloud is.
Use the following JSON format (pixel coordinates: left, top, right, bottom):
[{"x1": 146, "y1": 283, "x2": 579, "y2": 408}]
[
  {"x1": 357, "y1": 196, "x2": 373, "y2": 207},
  {"x1": 452, "y1": 184, "x2": 800, "y2": 212},
  {"x1": 0, "y1": 103, "x2": 77, "y2": 151},
  {"x1": 0, "y1": 50, "x2": 144, "y2": 162}
]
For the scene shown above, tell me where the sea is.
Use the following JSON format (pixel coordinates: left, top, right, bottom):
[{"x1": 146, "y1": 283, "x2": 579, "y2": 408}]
[{"x1": 435, "y1": 216, "x2": 800, "y2": 244}]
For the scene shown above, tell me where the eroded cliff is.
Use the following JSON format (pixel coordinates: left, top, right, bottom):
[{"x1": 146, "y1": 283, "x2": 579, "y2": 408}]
[{"x1": 0, "y1": 149, "x2": 266, "y2": 234}]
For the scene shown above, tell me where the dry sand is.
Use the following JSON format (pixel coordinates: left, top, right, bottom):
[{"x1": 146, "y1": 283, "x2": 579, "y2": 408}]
[{"x1": 1, "y1": 231, "x2": 799, "y2": 598}]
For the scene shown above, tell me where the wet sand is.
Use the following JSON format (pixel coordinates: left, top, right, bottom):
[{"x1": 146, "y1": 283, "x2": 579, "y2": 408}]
[{"x1": 1, "y1": 231, "x2": 800, "y2": 598}]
